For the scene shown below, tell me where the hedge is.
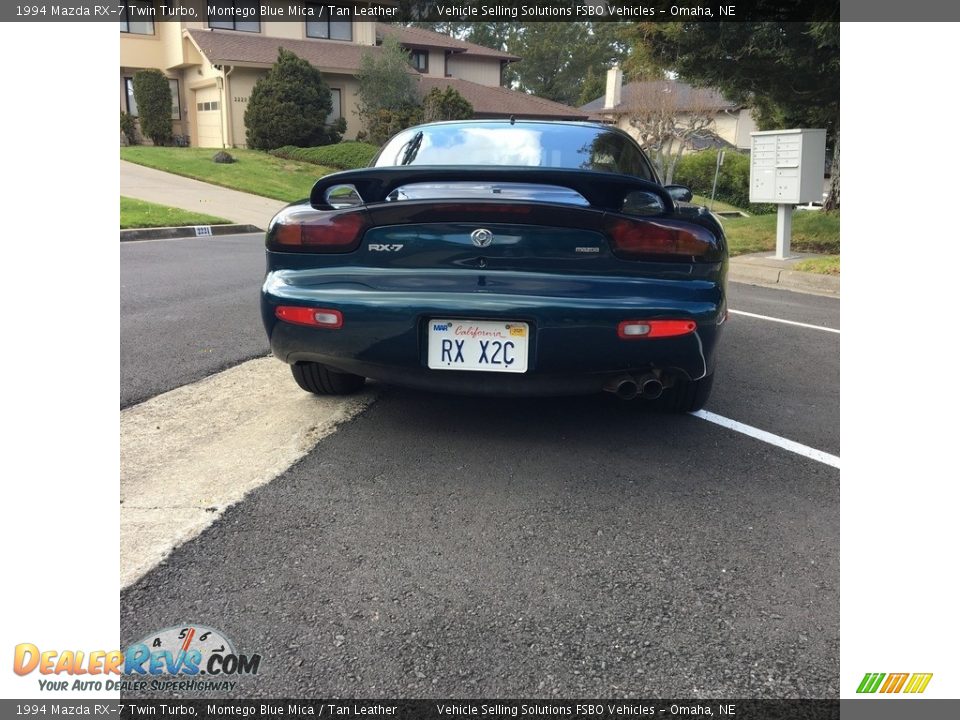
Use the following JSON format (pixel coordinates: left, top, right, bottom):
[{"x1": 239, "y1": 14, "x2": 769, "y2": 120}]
[
  {"x1": 673, "y1": 149, "x2": 775, "y2": 215},
  {"x1": 270, "y1": 141, "x2": 380, "y2": 170}
]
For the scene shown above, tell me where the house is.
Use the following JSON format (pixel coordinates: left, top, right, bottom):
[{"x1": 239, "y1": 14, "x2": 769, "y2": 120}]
[
  {"x1": 579, "y1": 68, "x2": 758, "y2": 153},
  {"x1": 120, "y1": 2, "x2": 587, "y2": 148}
]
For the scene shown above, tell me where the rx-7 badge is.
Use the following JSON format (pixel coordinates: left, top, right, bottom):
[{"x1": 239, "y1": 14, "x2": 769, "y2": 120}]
[{"x1": 369, "y1": 244, "x2": 404, "y2": 252}]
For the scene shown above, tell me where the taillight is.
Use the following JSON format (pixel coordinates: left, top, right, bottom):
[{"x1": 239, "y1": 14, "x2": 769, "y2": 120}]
[
  {"x1": 275, "y1": 306, "x2": 343, "y2": 329},
  {"x1": 606, "y1": 216, "x2": 717, "y2": 260},
  {"x1": 269, "y1": 207, "x2": 368, "y2": 252},
  {"x1": 618, "y1": 320, "x2": 697, "y2": 339}
]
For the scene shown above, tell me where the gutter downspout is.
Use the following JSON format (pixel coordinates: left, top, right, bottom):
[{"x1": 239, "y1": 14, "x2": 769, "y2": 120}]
[{"x1": 222, "y1": 65, "x2": 235, "y2": 148}]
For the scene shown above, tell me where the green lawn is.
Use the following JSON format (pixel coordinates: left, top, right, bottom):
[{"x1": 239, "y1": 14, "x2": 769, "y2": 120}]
[
  {"x1": 721, "y1": 211, "x2": 840, "y2": 257},
  {"x1": 793, "y1": 254, "x2": 840, "y2": 275},
  {"x1": 691, "y1": 194, "x2": 747, "y2": 214},
  {"x1": 120, "y1": 147, "x2": 333, "y2": 202},
  {"x1": 120, "y1": 196, "x2": 231, "y2": 229}
]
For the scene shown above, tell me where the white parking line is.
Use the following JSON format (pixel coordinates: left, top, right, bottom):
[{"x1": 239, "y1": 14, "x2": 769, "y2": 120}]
[
  {"x1": 729, "y1": 309, "x2": 840, "y2": 334},
  {"x1": 690, "y1": 409, "x2": 840, "y2": 469}
]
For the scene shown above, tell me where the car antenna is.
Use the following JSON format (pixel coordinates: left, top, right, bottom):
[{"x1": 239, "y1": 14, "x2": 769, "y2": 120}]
[{"x1": 510, "y1": 115, "x2": 515, "y2": 125}]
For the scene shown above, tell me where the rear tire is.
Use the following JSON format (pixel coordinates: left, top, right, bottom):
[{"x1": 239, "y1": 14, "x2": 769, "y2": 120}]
[
  {"x1": 291, "y1": 362, "x2": 365, "y2": 395},
  {"x1": 656, "y1": 373, "x2": 714, "y2": 413}
]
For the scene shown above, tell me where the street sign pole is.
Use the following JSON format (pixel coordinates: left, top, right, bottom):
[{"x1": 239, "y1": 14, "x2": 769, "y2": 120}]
[{"x1": 709, "y1": 150, "x2": 724, "y2": 210}]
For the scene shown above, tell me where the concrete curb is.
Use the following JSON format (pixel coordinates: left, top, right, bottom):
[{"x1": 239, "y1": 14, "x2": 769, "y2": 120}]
[
  {"x1": 729, "y1": 263, "x2": 840, "y2": 296},
  {"x1": 120, "y1": 224, "x2": 262, "y2": 242}
]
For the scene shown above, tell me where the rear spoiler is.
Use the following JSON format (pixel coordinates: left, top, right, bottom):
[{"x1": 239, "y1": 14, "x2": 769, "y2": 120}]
[{"x1": 309, "y1": 166, "x2": 675, "y2": 214}]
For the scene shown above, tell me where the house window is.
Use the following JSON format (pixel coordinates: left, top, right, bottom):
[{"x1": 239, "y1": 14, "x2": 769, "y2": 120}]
[
  {"x1": 124, "y1": 77, "x2": 181, "y2": 120},
  {"x1": 329, "y1": 89, "x2": 342, "y2": 122},
  {"x1": 120, "y1": 1, "x2": 154, "y2": 35},
  {"x1": 306, "y1": 3, "x2": 352, "y2": 41},
  {"x1": 410, "y1": 51, "x2": 429, "y2": 73},
  {"x1": 208, "y1": 0, "x2": 261, "y2": 33}
]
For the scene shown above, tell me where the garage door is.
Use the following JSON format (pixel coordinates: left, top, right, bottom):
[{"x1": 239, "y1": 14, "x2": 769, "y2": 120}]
[{"x1": 195, "y1": 87, "x2": 223, "y2": 148}]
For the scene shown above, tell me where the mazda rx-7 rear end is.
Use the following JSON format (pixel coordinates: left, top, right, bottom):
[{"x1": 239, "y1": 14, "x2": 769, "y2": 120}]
[{"x1": 261, "y1": 121, "x2": 727, "y2": 411}]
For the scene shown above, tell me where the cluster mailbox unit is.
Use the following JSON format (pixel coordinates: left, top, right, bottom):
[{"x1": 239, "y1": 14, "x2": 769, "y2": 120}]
[{"x1": 749, "y1": 129, "x2": 827, "y2": 259}]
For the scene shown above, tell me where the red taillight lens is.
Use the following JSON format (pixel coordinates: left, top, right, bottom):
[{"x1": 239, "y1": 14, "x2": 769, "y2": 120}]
[
  {"x1": 270, "y1": 209, "x2": 368, "y2": 252},
  {"x1": 618, "y1": 319, "x2": 697, "y2": 339},
  {"x1": 606, "y1": 217, "x2": 717, "y2": 260},
  {"x1": 275, "y1": 306, "x2": 343, "y2": 329}
]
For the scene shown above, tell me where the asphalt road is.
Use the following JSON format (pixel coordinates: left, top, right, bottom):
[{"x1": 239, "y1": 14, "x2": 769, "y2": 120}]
[
  {"x1": 120, "y1": 234, "x2": 269, "y2": 408},
  {"x1": 120, "y1": 234, "x2": 839, "y2": 697}
]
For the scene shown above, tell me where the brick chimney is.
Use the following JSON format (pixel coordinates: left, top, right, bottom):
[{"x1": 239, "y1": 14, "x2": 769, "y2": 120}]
[{"x1": 604, "y1": 66, "x2": 623, "y2": 110}]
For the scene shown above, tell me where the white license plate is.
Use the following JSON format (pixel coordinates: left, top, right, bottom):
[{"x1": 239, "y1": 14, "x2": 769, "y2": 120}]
[{"x1": 427, "y1": 319, "x2": 529, "y2": 373}]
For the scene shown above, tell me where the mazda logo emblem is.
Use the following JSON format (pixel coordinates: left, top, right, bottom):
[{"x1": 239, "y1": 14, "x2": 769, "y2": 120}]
[{"x1": 471, "y1": 228, "x2": 494, "y2": 248}]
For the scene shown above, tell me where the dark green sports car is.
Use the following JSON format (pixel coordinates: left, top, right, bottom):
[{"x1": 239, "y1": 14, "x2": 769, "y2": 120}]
[{"x1": 261, "y1": 120, "x2": 727, "y2": 411}]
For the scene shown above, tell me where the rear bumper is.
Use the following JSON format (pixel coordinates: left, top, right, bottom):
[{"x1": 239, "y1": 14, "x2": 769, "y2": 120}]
[{"x1": 262, "y1": 268, "x2": 726, "y2": 396}]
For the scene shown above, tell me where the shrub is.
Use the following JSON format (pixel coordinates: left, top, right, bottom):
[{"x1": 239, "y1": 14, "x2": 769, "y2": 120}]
[
  {"x1": 245, "y1": 48, "x2": 340, "y2": 150},
  {"x1": 357, "y1": 37, "x2": 422, "y2": 145},
  {"x1": 673, "y1": 149, "x2": 775, "y2": 215},
  {"x1": 270, "y1": 141, "x2": 380, "y2": 170},
  {"x1": 120, "y1": 111, "x2": 139, "y2": 145},
  {"x1": 363, "y1": 106, "x2": 424, "y2": 147},
  {"x1": 422, "y1": 86, "x2": 474, "y2": 122},
  {"x1": 131, "y1": 70, "x2": 173, "y2": 146}
]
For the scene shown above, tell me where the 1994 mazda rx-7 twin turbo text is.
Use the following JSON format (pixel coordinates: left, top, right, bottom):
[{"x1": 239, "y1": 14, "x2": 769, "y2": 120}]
[{"x1": 261, "y1": 121, "x2": 727, "y2": 412}]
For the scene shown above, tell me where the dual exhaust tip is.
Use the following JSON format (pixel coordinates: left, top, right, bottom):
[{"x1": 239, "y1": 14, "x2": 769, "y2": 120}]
[{"x1": 605, "y1": 373, "x2": 664, "y2": 401}]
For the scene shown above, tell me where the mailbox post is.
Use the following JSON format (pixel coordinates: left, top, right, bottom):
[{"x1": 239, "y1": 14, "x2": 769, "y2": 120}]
[{"x1": 749, "y1": 129, "x2": 827, "y2": 260}]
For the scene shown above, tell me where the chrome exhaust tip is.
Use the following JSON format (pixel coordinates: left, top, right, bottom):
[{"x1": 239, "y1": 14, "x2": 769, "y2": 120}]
[{"x1": 604, "y1": 375, "x2": 639, "y2": 400}]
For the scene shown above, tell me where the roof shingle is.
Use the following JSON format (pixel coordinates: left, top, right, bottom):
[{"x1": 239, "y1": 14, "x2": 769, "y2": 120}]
[
  {"x1": 580, "y1": 80, "x2": 739, "y2": 115},
  {"x1": 375, "y1": 23, "x2": 519, "y2": 60},
  {"x1": 418, "y1": 77, "x2": 588, "y2": 120},
  {"x1": 186, "y1": 29, "x2": 398, "y2": 74}
]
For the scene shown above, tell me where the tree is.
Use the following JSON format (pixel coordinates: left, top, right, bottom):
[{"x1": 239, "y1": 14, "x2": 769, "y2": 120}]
[
  {"x1": 628, "y1": 19, "x2": 840, "y2": 207},
  {"x1": 508, "y1": 23, "x2": 631, "y2": 106},
  {"x1": 131, "y1": 70, "x2": 172, "y2": 146},
  {"x1": 616, "y1": 81, "x2": 718, "y2": 184},
  {"x1": 356, "y1": 36, "x2": 422, "y2": 144},
  {"x1": 422, "y1": 86, "x2": 473, "y2": 122},
  {"x1": 245, "y1": 48, "x2": 337, "y2": 150},
  {"x1": 401, "y1": 21, "x2": 630, "y2": 106}
]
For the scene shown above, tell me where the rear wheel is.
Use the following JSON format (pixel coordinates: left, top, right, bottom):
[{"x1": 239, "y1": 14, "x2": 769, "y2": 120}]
[
  {"x1": 656, "y1": 373, "x2": 714, "y2": 413},
  {"x1": 291, "y1": 362, "x2": 365, "y2": 395}
]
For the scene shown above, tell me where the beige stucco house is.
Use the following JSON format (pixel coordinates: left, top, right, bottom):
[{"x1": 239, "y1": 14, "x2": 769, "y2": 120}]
[
  {"x1": 580, "y1": 68, "x2": 758, "y2": 153},
  {"x1": 120, "y1": 5, "x2": 586, "y2": 148}
]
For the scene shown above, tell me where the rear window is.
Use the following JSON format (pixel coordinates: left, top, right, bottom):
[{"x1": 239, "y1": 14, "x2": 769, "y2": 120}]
[{"x1": 374, "y1": 123, "x2": 657, "y2": 181}]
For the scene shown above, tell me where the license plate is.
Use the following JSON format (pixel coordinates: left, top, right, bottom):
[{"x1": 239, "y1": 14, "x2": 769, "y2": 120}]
[{"x1": 427, "y1": 319, "x2": 529, "y2": 373}]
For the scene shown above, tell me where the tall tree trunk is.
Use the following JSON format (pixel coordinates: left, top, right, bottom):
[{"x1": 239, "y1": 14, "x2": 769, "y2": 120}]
[{"x1": 823, "y1": 128, "x2": 840, "y2": 211}]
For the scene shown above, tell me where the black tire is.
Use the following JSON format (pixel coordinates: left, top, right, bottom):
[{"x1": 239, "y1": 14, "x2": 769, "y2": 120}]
[
  {"x1": 290, "y1": 362, "x2": 365, "y2": 395},
  {"x1": 656, "y1": 372, "x2": 714, "y2": 413}
]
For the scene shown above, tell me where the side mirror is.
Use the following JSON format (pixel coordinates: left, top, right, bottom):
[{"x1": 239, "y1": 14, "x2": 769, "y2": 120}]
[
  {"x1": 664, "y1": 185, "x2": 693, "y2": 203},
  {"x1": 325, "y1": 184, "x2": 363, "y2": 209},
  {"x1": 621, "y1": 190, "x2": 665, "y2": 217}
]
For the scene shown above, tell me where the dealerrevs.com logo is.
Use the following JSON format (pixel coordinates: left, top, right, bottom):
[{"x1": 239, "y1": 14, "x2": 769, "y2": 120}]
[
  {"x1": 856, "y1": 672, "x2": 933, "y2": 694},
  {"x1": 13, "y1": 625, "x2": 261, "y2": 693}
]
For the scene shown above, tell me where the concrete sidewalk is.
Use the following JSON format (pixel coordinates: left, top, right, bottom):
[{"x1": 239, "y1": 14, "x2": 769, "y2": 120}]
[
  {"x1": 729, "y1": 252, "x2": 840, "y2": 296},
  {"x1": 121, "y1": 160, "x2": 286, "y2": 229}
]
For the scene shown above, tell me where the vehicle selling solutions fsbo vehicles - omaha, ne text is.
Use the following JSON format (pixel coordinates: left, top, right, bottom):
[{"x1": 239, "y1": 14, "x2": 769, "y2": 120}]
[{"x1": 260, "y1": 121, "x2": 728, "y2": 411}]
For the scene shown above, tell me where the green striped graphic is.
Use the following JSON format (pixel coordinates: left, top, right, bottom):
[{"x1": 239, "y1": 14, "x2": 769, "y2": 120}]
[{"x1": 857, "y1": 672, "x2": 886, "y2": 693}]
